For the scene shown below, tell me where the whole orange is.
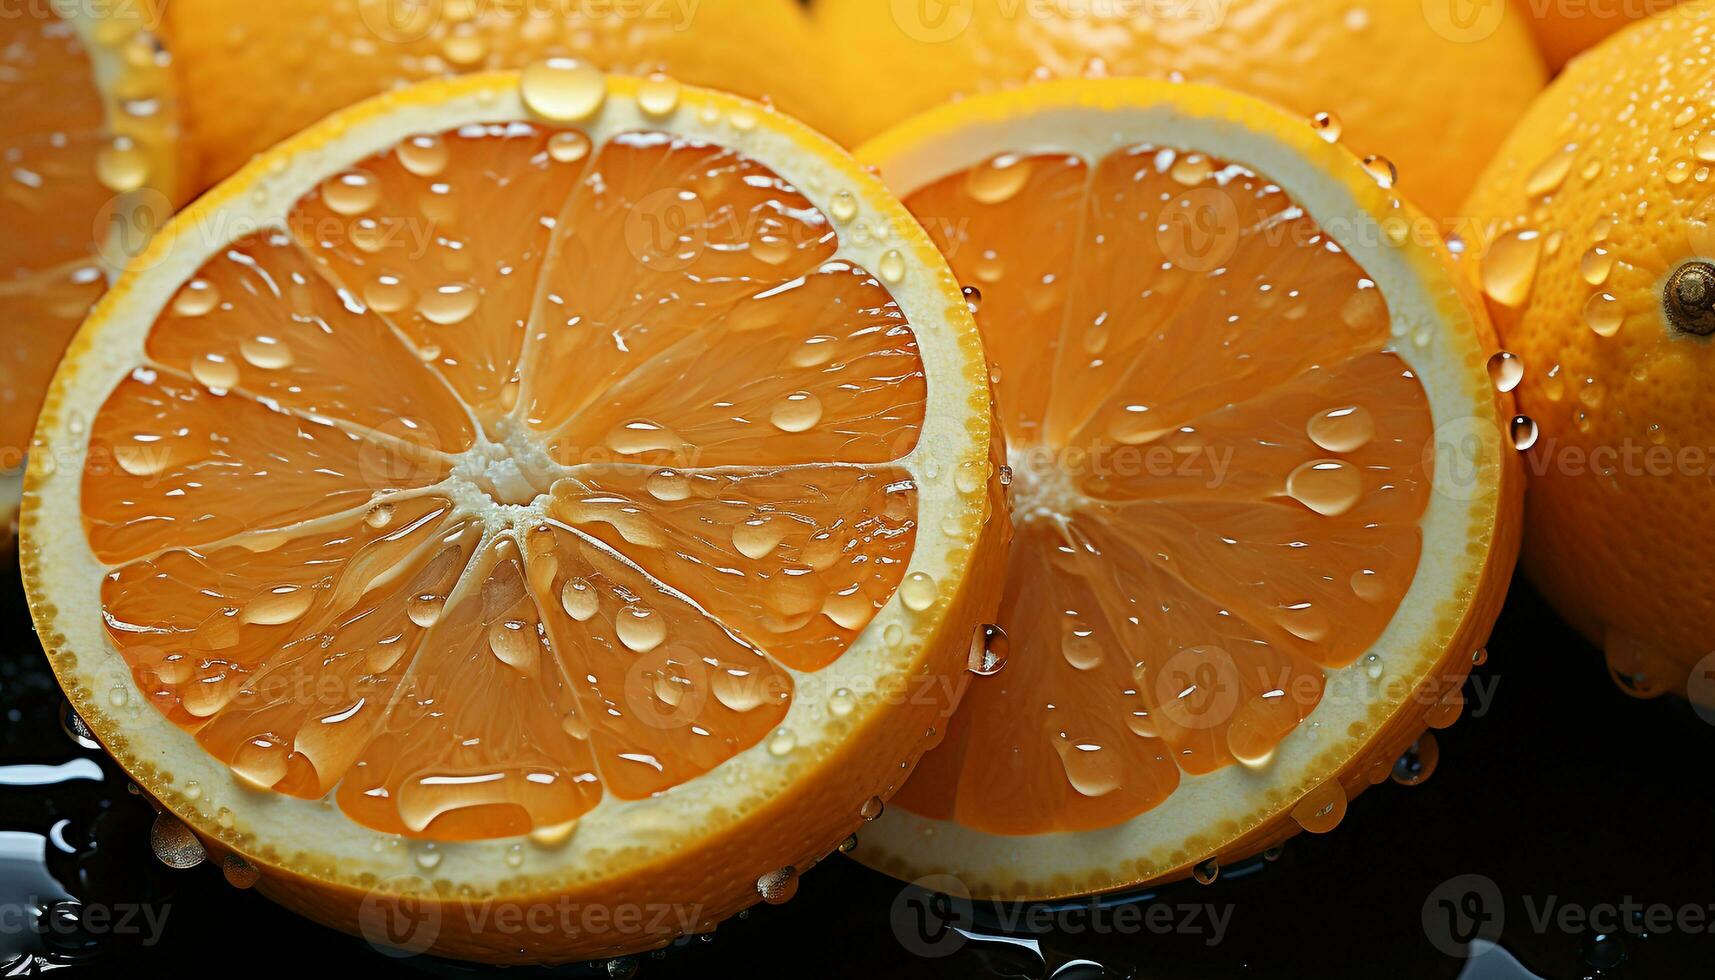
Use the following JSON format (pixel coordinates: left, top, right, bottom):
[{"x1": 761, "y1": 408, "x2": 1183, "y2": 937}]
[
  {"x1": 166, "y1": 0, "x2": 819, "y2": 187},
  {"x1": 1463, "y1": 1, "x2": 1715, "y2": 701},
  {"x1": 813, "y1": 0, "x2": 1547, "y2": 217},
  {"x1": 1512, "y1": 0, "x2": 1684, "y2": 70}
]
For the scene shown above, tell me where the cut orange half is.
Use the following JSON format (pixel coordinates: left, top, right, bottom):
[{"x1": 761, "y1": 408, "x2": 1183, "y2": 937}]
[
  {"x1": 1, "y1": 0, "x2": 184, "y2": 514},
  {"x1": 23, "y1": 69, "x2": 1006, "y2": 963},
  {"x1": 850, "y1": 79, "x2": 1522, "y2": 900}
]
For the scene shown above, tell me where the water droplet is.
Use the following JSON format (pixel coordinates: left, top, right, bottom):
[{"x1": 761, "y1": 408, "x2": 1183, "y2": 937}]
[
  {"x1": 221, "y1": 853, "x2": 261, "y2": 889},
  {"x1": 1192, "y1": 858, "x2": 1220, "y2": 885},
  {"x1": 1480, "y1": 229, "x2": 1543, "y2": 307},
  {"x1": 1306, "y1": 405, "x2": 1375, "y2": 453},
  {"x1": 547, "y1": 131, "x2": 592, "y2": 164},
  {"x1": 1510, "y1": 415, "x2": 1540, "y2": 451},
  {"x1": 366, "y1": 503, "x2": 395, "y2": 528},
  {"x1": 1487, "y1": 351, "x2": 1524, "y2": 393},
  {"x1": 1584, "y1": 291, "x2": 1623, "y2": 337},
  {"x1": 637, "y1": 73, "x2": 682, "y2": 117},
  {"x1": 322, "y1": 170, "x2": 380, "y2": 215},
  {"x1": 1056, "y1": 737, "x2": 1121, "y2": 797},
  {"x1": 1350, "y1": 568, "x2": 1389, "y2": 604},
  {"x1": 965, "y1": 153, "x2": 1032, "y2": 204},
  {"x1": 967, "y1": 623, "x2": 1009, "y2": 675},
  {"x1": 828, "y1": 687, "x2": 856, "y2": 717},
  {"x1": 520, "y1": 58, "x2": 607, "y2": 122},
  {"x1": 407, "y1": 593, "x2": 445, "y2": 628},
  {"x1": 1364, "y1": 653, "x2": 1385, "y2": 680},
  {"x1": 1310, "y1": 111, "x2": 1343, "y2": 143},
  {"x1": 1471, "y1": 647, "x2": 1489, "y2": 666},
  {"x1": 1286, "y1": 459, "x2": 1362, "y2": 517},
  {"x1": 419, "y1": 283, "x2": 479, "y2": 325},
  {"x1": 1579, "y1": 245, "x2": 1614, "y2": 287},
  {"x1": 770, "y1": 391, "x2": 823, "y2": 433},
  {"x1": 837, "y1": 835, "x2": 858, "y2": 853},
  {"x1": 877, "y1": 249, "x2": 906, "y2": 284},
  {"x1": 962, "y1": 285, "x2": 982, "y2": 313},
  {"x1": 363, "y1": 274, "x2": 413, "y2": 313},
  {"x1": 1391, "y1": 734, "x2": 1439, "y2": 786},
  {"x1": 240, "y1": 335, "x2": 293, "y2": 370},
  {"x1": 1060, "y1": 618, "x2": 1103, "y2": 671},
  {"x1": 616, "y1": 605, "x2": 664, "y2": 653},
  {"x1": 859, "y1": 795, "x2": 884, "y2": 821},
  {"x1": 732, "y1": 516, "x2": 787, "y2": 560},
  {"x1": 1169, "y1": 152, "x2": 1213, "y2": 186},
  {"x1": 1361, "y1": 155, "x2": 1397, "y2": 189},
  {"x1": 96, "y1": 136, "x2": 149, "y2": 193},
  {"x1": 172, "y1": 279, "x2": 220, "y2": 317},
  {"x1": 757, "y1": 866, "x2": 798, "y2": 904},
  {"x1": 900, "y1": 572, "x2": 937, "y2": 612},
  {"x1": 645, "y1": 469, "x2": 690, "y2": 501},
  {"x1": 150, "y1": 814, "x2": 207, "y2": 869},
  {"x1": 1291, "y1": 779, "x2": 1348, "y2": 833},
  {"x1": 242, "y1": 586, "x2": 313, "y2": 626},
  {"x1": 829, "y1": 190, "x2": 858, "y2": 223},
  {"x1": 1697, "y1": 131, "x2": 1715, "y2": 163},
  {"x1": 396, "y1": 134, "x2": 449, "y2": 177},
  {"x1": 1524, "y1": 144, "x2": 1577, "y2": 196},
  {"x1": 191, "y1": 353, "x2": 239, "y2": 391}
]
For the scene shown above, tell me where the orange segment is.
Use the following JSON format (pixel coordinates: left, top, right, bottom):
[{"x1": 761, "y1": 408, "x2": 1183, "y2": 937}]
[
  {"x1": 145, "y1": 229, "x2": 477, "y2": 452},
  {"x1": 101, "y1": 497, "x2": 470, "y2": 799},
  {"x1": 338, "y1": 534, "x2": 603, "y2": 840},
  {"x1": 82, "y1": 373, "x2": 451, "y2": 563},
  {"x1": 522, "y1": 132, "x2": 847, "y2": 459},
  {"x1": 908, "y1": 152, "x2": 1089, "y2": 440},
  {"x1": 546, "y1": 465, "x2": 918, "y2": 672},
  {"x1": 292, "y1": 123, "x2": 587, "y2": 420},
  {"x1": 521, "y1": 522, "x2": 793, "y2": 802}
]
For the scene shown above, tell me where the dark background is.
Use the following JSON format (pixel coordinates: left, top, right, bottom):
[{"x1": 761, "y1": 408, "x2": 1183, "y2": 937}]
[{"x1": 3, "y1": 563, "x2": 1710, "y2": 979}]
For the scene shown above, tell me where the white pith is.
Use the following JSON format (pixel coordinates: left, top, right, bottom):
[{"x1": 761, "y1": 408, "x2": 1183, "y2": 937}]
[
  {"x1": 857, "y1": 90, "x2": 1504, "y2": 893},
  {"x1": 26, "y1": 78, "x2": 992, "y2": 891}
]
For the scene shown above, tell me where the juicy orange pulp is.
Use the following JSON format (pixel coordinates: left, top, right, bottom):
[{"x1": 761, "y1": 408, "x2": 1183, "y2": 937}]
[
  {"x1": 894, "y1": 148, "x2": 1434, "y2": 834},
  {"x1": 88, "y1": 122, "x2": 928, "y2": 841},
  {"x1": 0, "y1": 7, "x2": 110, "y2": 462}
]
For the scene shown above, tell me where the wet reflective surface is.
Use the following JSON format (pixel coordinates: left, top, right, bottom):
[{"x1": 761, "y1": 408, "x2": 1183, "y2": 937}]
[{"x1": 2, "y1": 570, "x2": 1710, "y2": 977}]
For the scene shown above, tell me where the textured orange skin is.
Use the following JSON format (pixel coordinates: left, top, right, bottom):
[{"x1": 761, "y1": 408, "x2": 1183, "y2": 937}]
[
  {"x1": 813, "y1": 0, "x2": 1546, "y2": 217},
  {"x1": 1463, "y1": 1, "x2": 1715, "y2": 689},
  {"x1": 165, "y1": 0, "x2": 821, "y2": 188},
  {"x1": 1513, "y1": 0, "x2": 1684, "y2": 70}
]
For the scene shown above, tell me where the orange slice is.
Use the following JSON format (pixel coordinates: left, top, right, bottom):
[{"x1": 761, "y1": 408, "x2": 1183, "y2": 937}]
[
  {"x1": 0, "y1": 0, "x2": 184, "y2": 517},
  {"x1": 849, "y1": 79, "x2": 1522, "y2": 899},
  {"x1": 23, "y1": 69, "x2": 1006, "y2": 963}
]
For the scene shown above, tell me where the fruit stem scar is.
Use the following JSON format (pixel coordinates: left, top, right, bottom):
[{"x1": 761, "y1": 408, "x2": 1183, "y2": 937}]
[{"x1": 1664, "y1": 261, "x2": 1715, "y2": 336}]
